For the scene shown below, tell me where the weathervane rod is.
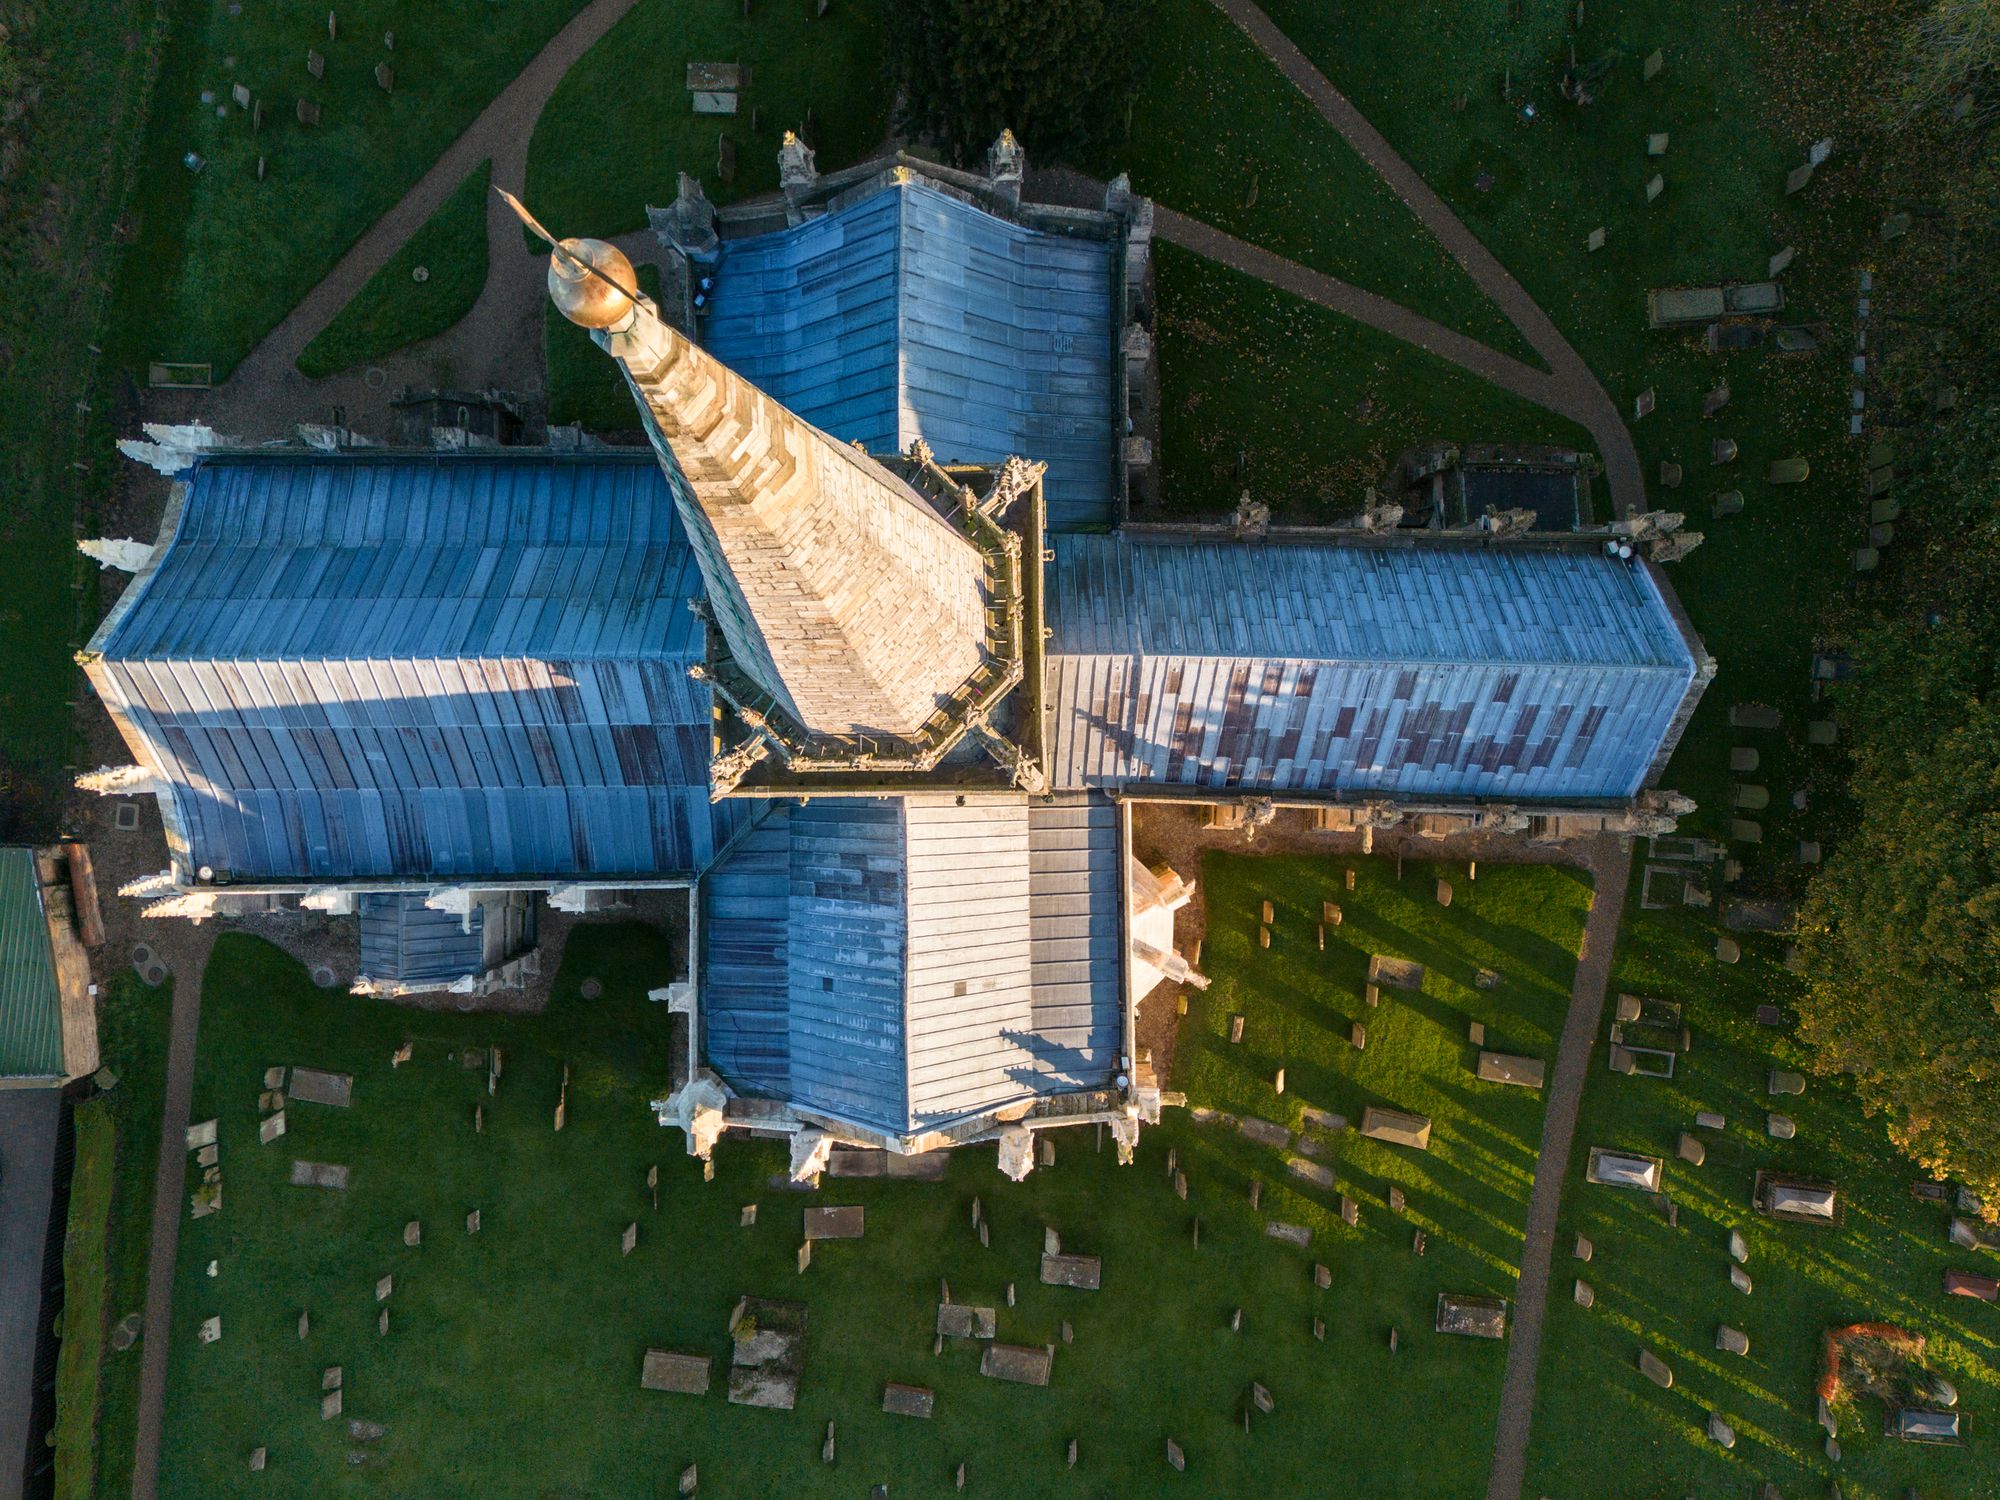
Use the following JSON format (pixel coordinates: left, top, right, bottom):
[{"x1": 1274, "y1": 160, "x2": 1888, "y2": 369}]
[{"x1": 494, "y1": 185, "x2": 642, "y2": 305}]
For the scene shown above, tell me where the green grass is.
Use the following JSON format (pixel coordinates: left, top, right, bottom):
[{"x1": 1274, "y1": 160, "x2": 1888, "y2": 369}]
[
  {"x1": 160, "y1": 865, "x2": 1587, "y2": 1496},
  {"x1": 80, "y1": 974, "x2": 174, "y2": 1500},
  {"x1": 1521, "y1": 898, "x2": 2000, "y2": 1497},
  {"x1": 1155, "y1": 243, "x2": 1594, "y2": 519},
  {"x1": 53, "y1": 1103, "x2": 117, "y2": 1500},
  {"x1": 112, "y1": 0, "x2": 595, "y2": 381},
  {"x1": 0, "y1": 0, "x2": 161, "y2": 835},
  {"x1": 1077, "y1": 0, "x2": 1537, "y2": 364},
  {"x1": 295, "y1": 160, "x2": 490, "y2": 378},
  {"x1": 1245, "y1": 0, "x2": 1876, "y2": 855},
  {"x1": 544, "y1": 261, "x2": 661, "y2": 430},
  {"x1": 523, "y1": 0, "x2": 890, "y2": 240}
]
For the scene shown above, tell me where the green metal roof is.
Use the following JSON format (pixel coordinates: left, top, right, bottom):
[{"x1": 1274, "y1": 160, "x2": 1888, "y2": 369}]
[{"x1": 0, "y1": 847, "x2": 64, "y2": 1079}]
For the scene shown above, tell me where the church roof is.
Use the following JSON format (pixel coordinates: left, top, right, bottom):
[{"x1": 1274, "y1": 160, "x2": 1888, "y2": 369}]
[
  {"x1": 1043, "y1": 533, "x2": 1698, "y2": 799},
  {"x1": 90, "y1": 454, "x2": 745, "y2": 881},
  {"x1": 701, "y1": 793, "x2": 1122, "y2": 1138},
  {"x1": 702, "y1": 180, "x2": 1119, "y2": 531}
]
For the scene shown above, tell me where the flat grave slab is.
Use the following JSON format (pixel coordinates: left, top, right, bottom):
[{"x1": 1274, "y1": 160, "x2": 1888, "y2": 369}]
[
  {"x1": 686, "y1": 61, "x2": 743, "y2": 90},
  {"x1": 1238, "y1": 1116, "x2": 1290, "y2": 1149},
  {"x1": 1367, "y1": 955, "x2": 1425, "y2": 990},
  {"x1": 882, "y1": 1382, "x2": 934, "y2": 1418},
  {"x1": 726, "y1": 1297, "x2": 807, "y2": 1410},
  {"x1": 1040, "y1": 1253, "x2": 1102, "y2": 1290},
  {"x1": 937, "y1": 1303, "x2": 997, "y2": 1339},
  {"x1": 1287, "y1": 1156, "x2": 1334, "y2": 1189},
  {"x1": 1359, "y1": 1106, "x2": 1432, "y2": 1150},
  {"x1": 980, "y1": 1343, "x2": 1053, "y2": 1386},
  {"x1": 803, "y1": 1206, "x2": 864, "y2": 1241},
  {"x1": 1265, "y1": 1221, "x2": 1311, "y2": 1248},
  {"x1": 691, "y1": 91, "x2": 738, "y2": 115},
  {"x1": 289, "y1": 1159, "x2": 349, "y2": 1190},
  {"x1": 642, "y1": 1349, "x2": 712, "y2": 1395},
  {"x1": 288, "y1": 1068, "x2": 353, "y2": 1108},
  {"x1": 1436, "y1": 1292, "x2": 1507, "y2": 1339},
  {"x1": 1477, "y1": 1052, "x2": 1546, "y2": 1089}
]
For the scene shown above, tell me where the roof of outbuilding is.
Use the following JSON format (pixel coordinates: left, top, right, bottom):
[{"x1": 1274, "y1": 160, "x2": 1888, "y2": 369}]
[
  {"x1": 92, "y1": 455, "x2": 744, "y2": 880},
  {"x1": 0, "y1": 848, "x2": 63, "y2": 1080},
  {"x1": 702, "y1": 181, "x2": 1120, "y2": 532}
]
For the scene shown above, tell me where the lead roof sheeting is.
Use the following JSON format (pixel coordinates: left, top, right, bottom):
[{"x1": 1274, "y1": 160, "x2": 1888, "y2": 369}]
[
  {"x1": 356, "y1": 893, "x2": 485, "y2": 983},
  {"x1": 94, "y1": 456, "x2": 740, "y2": 879},
  {"x1": 1045, "y1": 535, "x2": 1695, "y2": 799},
  {"x1": 0, "y1": 848, "x2": 64, "y2": 1078},
  {"x1": 699, "y1": 795, "x2": 1122, "y2": 1136},
  {"x1": 704, "y1": 181, "x2": 1119, "y2": 532}
]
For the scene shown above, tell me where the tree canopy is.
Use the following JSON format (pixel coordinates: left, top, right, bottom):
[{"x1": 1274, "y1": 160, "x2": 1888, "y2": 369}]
[{"x1": 883, "y1": 0, "x2": 1151, "y2": 167}]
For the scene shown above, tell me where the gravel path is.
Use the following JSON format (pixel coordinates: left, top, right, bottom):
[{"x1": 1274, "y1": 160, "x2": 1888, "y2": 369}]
[
  {"x1": 208, "y1": 0, "x2": 644, "y2": 437},
  {"x1": 1201, "y1": 0, "x2": 1644, "y2": 517},
  {"x1": 1484, "y1": 835, "x2": 1632, "y2": 1500}
]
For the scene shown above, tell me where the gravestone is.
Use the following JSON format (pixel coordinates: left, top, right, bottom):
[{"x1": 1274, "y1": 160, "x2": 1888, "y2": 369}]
[
  {"x1": 1165, "y1": 1439, "x2": 1185, "y2": 1471},
  {"x1": 1435, "y1": 879, "x2": 1452, "y2": 906},
  {"x1": 1412, "y1": 1229, "x2": 1427, "y2": 1255},
  {"x1": 307, "y1": 49, "x2": 325, "y2": 79},
  {"x1": 803, "y1": 1206, "x2": 864, "y2": 1240},
  {"x1": 322, "y1": 1389, "x2": 342, "y2": 1420},
  {"x1": 1638, "y1": 1349, "x2": 1673, "y2": 1388},
  {"x1": 797, "y1": 1241, "x2": 812, "y2": 1273},
  {"x1": 1230, "y1": 1307, "x2": 1243, "y2": 1333},
  {"x1": 1574, "y1": 1279, "x2": 1594, "y2": 1308},
  {"x1": 882, "y1": 1382, "x2": 934, "y2": 1418},
  {"x1": 1229, "y1": 1014, "x2": 1244, "y2": 1044},
  {"x1": 980, "y1": 1344, "x2": 1053, "y2": 1385},
  {"x1": 1768, "y1": 1114, "x2": 1796, "y2": 1140},
  {"x1": 1730, "y1": 1264, "x2": 1752, "y2": 1294},
  {"x1": 1810, "y1": 136, "x2": 1833, "y2": 166},
  {"x1": 1314, "y1": 1263, "x2": 1332, "y2": 1289},
  {"x1": 248, "y1": 1446, "x2": 266, "y2": 1471},
  {"x1": 1696, "y1": 1110, "x2": 1726, "y2": 1130},
  {"x1": 1350, "y1": 1021, "x2": 1367, "y2": 1050},
  {"x1": 1677, "y1": 1133, "x2": 1706, "y2": 1166},
  {"x1": 1729, "y1": 1228, "x2": 1749, "y2": 1264},
  {"x1": 622, "y1": 1222, "x2": 638, "y2": 1256},
  {"x1": 741, "y1": 1204, "x2": 757, "y2": 1228},
  {"x1": 1239, "y1": 1116, "x2": 1289, "y2": 1149},
  {"x1": 1573, "y1": 1233, "x2": 1592, "y2": 1261},
  {"x1": 290, "y1": 1160, "x2": 348, "y2": 1190},
  {"x1": 196, "y1": 1315, "x2": 221, "y2": 1344},
  {"x1": 1647, "y1": 132, "x2": 1669, "y2": 156},
  {"x1": 1786, "y1": 163, "x2": 1814, "y2": 194},
  {"x1": 1265, "y1": 1221, "x2": 1311, "y2": 1248},
  {"x1": 640, "y1": 1352, "x2": 712, "y2": 1400},
  {"x1": 186, "y1": 1119, "x2": 218, "y2": 1151},
  {"x1": 376, "y1": 1275, "x2": 392, "y2": 1301},
  {"x1": 1389, "y1": 1186, "x2": 1406, "y2": 1214},
  {"x1": 1040, "y1": 1253, "x2": 1102, "y2": 1290},
  {"x1": 1709, "y1": 1412, "x2": 1736, "y2": 1448},
  {"x1": 466, "y1": 1209, "x2": 480, "y2": 1234},
  {"x1": 1340, "y1": 1196, "x2": 1359, "y2": 1227},
  {"x1": 1469, "y1": 1020, "x2": 1485, "y2": 1045},
  {"x1": 1643, "y1": 48, "x2": 1663, "y2": 79},
  {"x1": 232, "y1": 82, "x2": 252, "y2": 109},
  {"x1": 289, "y1": 1069, "x2": 352, "y2": 1108},
  {"x1": 1587, "y1": 227, "x2": 1606, "y2": 252},
  {"x1": 1289, "y1": 1157, "x2": 1334, "y2": 1190},
  {"x1": 1716, "y1": 1325, "x2": 1750, "y2": 1355},
  {"x1": 1645, "y1": 174, "x2": 1664, "y2": 202},
  {"x1": 403, "y1": 1220, "x2": 420, "y2": 1247},
  {"x1": 323, "y1": 1366, "x2": 342, "y2": 1391},
  {"x1": 299, "y1": 1310, "x2": 310, "y2": 1339},
  {"x1": 1313, "y1": 1316, "x2": 1326, "y2": 1340},
  {"x1": 1769, "y1": 246, "x2": 1795, "y2": 276},
  {"x1": 374, "y1": 62, "x2": 394, "y2": 92},
  {"x1": 259, "y1": 1111, "x2": 286, "y2": 1145}
]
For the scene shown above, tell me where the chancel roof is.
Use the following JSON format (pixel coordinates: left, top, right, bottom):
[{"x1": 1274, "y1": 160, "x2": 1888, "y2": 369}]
[
  {"x1": 91, "y1": 455, "x2": 745, "y2": 881},
  {"x1": 702, "y1": 181, "x2": 1119, "y2": 532},
  {"x1": 1044, "y1": 533, "x2": 1698, "y2": 799},
  {"x1": 702, "y1": 794, "x2": 1122, "y2": 1138}
]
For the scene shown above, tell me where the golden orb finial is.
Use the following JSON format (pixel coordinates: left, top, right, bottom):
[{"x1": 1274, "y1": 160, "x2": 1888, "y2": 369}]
[{"x1": 546, "y1": 237, "x2": 640, "y2": 330}]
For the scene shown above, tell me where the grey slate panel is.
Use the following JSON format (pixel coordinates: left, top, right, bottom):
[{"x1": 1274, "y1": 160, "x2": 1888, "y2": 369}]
[
  {"x1": 704, "y1": 182, "x2": 1119, "y2": 531},
  {"x1": 1025, "y1": 796, "x2": 1121, "y2": 1087},
  {"x1": 356, "y1": 894, "x2": 485, "y2": 984},
  {"x1": 1045, "y1": 535, "x2": 1696, "y2": 799},
  {"x1": 95, "y1": 455, "x2": 745, "y2": 879}
]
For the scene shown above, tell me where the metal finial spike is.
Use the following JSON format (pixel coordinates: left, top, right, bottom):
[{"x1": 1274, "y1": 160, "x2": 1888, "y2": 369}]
[
  {"x1": 494, "y1": 185, "x2": 560, "y2": 249},
  {"x1": 494, "y1": 186, "x2": 642, "y2": 306}
]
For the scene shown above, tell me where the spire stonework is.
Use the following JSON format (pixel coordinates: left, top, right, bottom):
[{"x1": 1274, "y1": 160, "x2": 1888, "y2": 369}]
[{"x1": 544, "y1": 237, "x2": 992, "y2": 744}]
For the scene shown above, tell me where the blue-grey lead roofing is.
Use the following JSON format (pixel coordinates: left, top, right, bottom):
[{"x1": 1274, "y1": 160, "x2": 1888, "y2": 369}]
[
  {"x1": 1045, "y1": 534, "x2": 1697, "y2": 799},
  {"x1": 701, "y1": 180, "x2": 1119, "y2": 532},
  {"x1": 357, "y1": 894, "x2": 485, "y2": 985},
  {"x1": 702, "y1": 795, "x2": 1122, "y2": 1136},
  {"x1": 93, "y1": 455, "x2": 747, "y2": 880}
]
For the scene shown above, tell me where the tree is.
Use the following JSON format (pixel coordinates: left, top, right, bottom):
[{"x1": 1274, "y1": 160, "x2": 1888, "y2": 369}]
[
  {"x1": 1796, "y1": 581, "x2": 2000, "y2": 1213},
  {"x1": 1896, "y1": 0, "x2": 2000, "y2": 128},
  {"x1": 883, "y1": 0, "x2": 1151, "y2": 167}
]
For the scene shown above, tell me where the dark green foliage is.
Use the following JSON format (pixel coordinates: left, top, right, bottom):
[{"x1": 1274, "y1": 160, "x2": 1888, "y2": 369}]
[
  {"x1": 884, "y1": 0, "x2": 1151, "y2": 165},
  {"x1": 296, "y1": 162, "x2": 490, "y2": 378}
]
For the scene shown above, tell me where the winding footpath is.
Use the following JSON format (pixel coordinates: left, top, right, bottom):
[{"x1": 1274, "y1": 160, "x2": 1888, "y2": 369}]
[
  {"x1": 1486, "y1": 837, "x2": 1631, "y2": 1500},
  {"x1": 1198, "y1": 0, "x2": 1644, "y2": 518}
]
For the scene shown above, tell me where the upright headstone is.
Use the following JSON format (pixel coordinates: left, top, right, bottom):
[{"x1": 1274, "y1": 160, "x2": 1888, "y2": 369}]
[
  {"x1": 466, "y1": 1209, "x2": 481, "y2": 1234},
  {"x1": 1586, "y1": 226, "x2": 1606, "y2": 252},
  {"x1": 622, "y1": 1222, "x2": 638, "y2": 1256},
  {"x1": 403, "y1": 1219, "x2": 421, "y2": 1247},
  {"x1": 1768, "y1": 246, "x2": 1795, "y2": 277},
  {"x1": 1642, "y1": 48, "x2": 1663, "y2": 79}
]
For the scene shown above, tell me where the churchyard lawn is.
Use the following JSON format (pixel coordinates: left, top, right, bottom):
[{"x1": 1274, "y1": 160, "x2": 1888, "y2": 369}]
[
  {"x1": 1522, "y1": 900, "x2": 2000, "y2": 1498},
  {"x1": 1154, "y1": 243, "x2": 1595, "y2": 520},
  {"x1": 294, "y1": 162, "x2": 490, "y2": 379},
  {"x1": 155, "y1": 856, "x2": 1582, "y2": 1496}
]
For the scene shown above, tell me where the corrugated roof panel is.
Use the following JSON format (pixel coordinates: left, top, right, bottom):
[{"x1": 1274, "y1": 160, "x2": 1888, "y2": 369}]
[
  {"x1": 704, "y1": 182, "x2": 1118, "y2": 532},
  {"x1": 0, "y1": 848, "x2": 64, "y2": 1080},
  {"x1": 1045, "y1": 535, "x2": 1695, "y2": 799}
]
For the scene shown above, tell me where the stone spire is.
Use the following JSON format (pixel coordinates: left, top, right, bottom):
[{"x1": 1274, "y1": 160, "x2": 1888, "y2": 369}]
[{"x1": 536, "y1": 231, "x2": 991, "y2": 743}]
